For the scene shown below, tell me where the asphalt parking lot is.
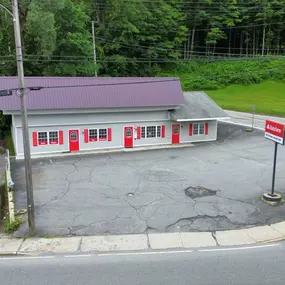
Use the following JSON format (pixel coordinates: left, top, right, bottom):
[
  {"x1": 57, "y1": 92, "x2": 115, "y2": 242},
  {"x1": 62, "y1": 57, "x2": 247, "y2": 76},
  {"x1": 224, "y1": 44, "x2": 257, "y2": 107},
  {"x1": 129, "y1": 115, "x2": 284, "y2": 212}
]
[{"x1": 12, "y1": 122, "x2": 285, "y2": 237}]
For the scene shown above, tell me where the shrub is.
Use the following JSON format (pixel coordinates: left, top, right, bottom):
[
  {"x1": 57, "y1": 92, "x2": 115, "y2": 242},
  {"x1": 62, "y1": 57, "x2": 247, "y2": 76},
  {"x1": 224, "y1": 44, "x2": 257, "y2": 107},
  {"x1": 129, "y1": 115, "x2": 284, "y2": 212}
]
[
  {"x1": 4, "y1": 218, "x2": 21, "y2": 234},
  {"x1": 158, "y1": 59, "x2": 285, "y2": 90}
]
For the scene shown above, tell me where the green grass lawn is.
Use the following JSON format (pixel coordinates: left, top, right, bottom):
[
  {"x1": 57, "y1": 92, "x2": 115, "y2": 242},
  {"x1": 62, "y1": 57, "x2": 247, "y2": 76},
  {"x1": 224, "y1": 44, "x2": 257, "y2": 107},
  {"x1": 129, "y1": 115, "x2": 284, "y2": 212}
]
[
  {"x1": 207, "y1": 81, "x2": 285, "y2": 117},
  {"x1": 4, "y1": 136, "x2": 15, "y2": 157}
]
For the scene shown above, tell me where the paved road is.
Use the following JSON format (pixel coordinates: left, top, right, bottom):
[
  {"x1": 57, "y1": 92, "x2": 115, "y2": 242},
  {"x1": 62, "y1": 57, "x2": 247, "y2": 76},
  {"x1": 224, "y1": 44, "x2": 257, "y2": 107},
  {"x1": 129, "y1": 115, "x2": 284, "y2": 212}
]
[
  {"x1": 12, "y1": 122, "x2": 285, "y2": 237},
  {"x1": 0, "y1": 243, "x2": 283, "y2": 285},
  {"x1": 224, "y1": 110, "x2": 285, "y2": 129}
]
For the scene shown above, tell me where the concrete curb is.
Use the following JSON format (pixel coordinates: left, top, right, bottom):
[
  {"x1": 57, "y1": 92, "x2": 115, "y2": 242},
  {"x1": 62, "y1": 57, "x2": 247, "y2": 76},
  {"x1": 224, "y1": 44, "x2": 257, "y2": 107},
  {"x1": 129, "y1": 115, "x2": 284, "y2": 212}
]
[
  {"x1": 1, "y1": 222, "x2": 285, "y2": 256},
  {"x1": 219, "y1": 119, "x2": 265, "y2": 131}
]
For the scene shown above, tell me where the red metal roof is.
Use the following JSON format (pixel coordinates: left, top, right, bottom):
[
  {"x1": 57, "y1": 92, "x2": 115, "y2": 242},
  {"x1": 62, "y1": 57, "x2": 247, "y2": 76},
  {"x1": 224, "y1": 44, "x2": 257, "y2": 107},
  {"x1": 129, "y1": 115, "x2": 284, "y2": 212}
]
[{"x1": 0, "y1": 77, "x2": 184, "y2": 111}]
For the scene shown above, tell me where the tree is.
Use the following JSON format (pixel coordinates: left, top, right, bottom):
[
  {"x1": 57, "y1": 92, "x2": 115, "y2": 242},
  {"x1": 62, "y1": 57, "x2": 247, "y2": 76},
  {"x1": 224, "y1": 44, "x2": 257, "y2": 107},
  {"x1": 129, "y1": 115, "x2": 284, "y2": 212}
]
[{"x1": 44, "y1": 0, "x2": 94, "y2": 76}]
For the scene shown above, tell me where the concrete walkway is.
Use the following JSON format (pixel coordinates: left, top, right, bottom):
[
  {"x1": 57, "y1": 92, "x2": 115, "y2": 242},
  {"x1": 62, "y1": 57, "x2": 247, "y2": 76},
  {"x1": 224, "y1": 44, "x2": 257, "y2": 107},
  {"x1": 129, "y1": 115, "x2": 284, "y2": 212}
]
[
  {"x1": 1, "y1": 221, "x2": 285, "y2": 255},
  {"x1": 0, "y1": 153, "x2": 4, "y2": 186},
  {"x1": 223, "y1": 110, "x2": 285, "y2": 129}
]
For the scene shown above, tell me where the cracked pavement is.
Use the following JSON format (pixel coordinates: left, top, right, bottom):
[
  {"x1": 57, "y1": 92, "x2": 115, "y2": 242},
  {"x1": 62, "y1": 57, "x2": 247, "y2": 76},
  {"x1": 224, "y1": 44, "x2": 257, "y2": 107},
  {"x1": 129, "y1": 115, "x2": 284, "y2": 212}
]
[{"x1": 12, "y1": 123, "x2": 285, "y2": 237}]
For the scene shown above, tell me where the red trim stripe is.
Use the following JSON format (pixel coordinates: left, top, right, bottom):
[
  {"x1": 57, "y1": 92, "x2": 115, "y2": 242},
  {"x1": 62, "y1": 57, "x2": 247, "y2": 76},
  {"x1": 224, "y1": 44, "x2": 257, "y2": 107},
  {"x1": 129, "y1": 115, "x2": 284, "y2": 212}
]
[
  {"x1": 205, "y1": 122, "x2": 209, "y2": 135},
  {"x1": 59, "y1": 130, "x2": 64, "y2": 145},
  {"x1": 32, "y1": 132, "x2": 38, "y2": 147},
  {"x1": 137, "y1": 126, "x2": 141, "y2": 139},
  {"x1": 189, "y1": 124, "x2": 193, "y2": 136},
  {"x1": 84, "y1": 129, "x2": 89, "y2": 143},
  {"x1": 162, "y1": 125, "x2": 165, "y2": 138},
  {"x1": 108, "y1": 128, "x2": 112, "y2": 141}
]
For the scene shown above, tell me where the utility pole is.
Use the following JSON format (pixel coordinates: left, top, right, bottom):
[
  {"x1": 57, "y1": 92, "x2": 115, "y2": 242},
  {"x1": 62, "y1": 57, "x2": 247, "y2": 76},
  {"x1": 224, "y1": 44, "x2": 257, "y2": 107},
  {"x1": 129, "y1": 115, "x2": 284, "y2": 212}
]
[
  {"x1": 92, "y1": 21, "x2": 98, "y2": 77},
  {"x1": 11, "y1": 0, "x2": 36, "y2": 236}
]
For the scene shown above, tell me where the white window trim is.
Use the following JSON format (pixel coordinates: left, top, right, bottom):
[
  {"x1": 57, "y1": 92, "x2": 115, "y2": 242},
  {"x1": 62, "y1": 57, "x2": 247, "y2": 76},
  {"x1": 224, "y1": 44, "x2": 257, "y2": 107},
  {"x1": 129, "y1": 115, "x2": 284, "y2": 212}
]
[
  {"x1": 193, "y1": 123, "x2": 205, "y2": 136},
  {"x1": 88, "y1": 129, "x2": 98, "y2": 141},
  {"x1": 37, "y1": 130, "x2": 59, "y2": 145},
  {"x1": 88, "y1": 128, "x2": 108, "y2": 142},
  {"x1": 141, "y1": 125, "x2": 162, "y2": 139}
]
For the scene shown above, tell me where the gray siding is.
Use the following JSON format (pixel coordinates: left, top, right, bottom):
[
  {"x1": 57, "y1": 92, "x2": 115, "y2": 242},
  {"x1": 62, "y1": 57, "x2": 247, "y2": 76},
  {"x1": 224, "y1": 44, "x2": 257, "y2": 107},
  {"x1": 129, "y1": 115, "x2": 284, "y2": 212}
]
[
  {"x1": 13, "y1": 111, "x2": 218, "y2": 159},
  {"x1": 13, "y1": 111, "x2": 169, "y2": 127},
  {"x1": 180, "y1": 120, "x2": 217, "y2": 143}
]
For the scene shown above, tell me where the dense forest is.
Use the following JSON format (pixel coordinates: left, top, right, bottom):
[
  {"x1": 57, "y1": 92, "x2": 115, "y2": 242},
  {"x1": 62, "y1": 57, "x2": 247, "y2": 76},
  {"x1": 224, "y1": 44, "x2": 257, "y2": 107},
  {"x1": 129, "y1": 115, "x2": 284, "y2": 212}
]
[{"x1": 1, "y1": 0, "x2": 285, "y2": 77}]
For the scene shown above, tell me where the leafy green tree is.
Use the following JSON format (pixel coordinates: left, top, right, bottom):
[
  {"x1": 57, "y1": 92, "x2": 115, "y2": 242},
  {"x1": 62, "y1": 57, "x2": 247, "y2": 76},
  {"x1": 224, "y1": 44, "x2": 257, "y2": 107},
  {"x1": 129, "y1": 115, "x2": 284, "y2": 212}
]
[{"x1": 44, "y1": 0, "x2": 94, "y2": 76}]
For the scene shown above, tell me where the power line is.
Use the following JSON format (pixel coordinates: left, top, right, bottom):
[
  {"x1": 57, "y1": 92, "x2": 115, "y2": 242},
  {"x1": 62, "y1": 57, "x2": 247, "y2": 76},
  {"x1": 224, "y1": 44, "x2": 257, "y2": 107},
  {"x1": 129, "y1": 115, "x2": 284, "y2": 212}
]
[
  {"x1": 12, "y1": 67, "x2": 285, "y2": 92},
  {"x1": 16, "y1": 78, "x2": 180, "y2": 92}
]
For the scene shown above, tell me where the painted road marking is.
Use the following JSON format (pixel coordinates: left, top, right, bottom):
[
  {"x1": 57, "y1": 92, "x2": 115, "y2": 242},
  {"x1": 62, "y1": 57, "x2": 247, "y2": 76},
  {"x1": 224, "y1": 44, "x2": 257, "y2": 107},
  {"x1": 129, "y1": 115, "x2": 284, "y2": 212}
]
[
  {"x1": 64, "y1": 255, "x2": 92, "y2": 258},
  {"x1": 199, "y1": 244, "x2": 279, "y2": 252},
  {"x1": 98, "y1": 250, "x2": 194, "y2": 257},
  {"x1": 0, "y1": 256, "x2": 55, "y2": 261}
]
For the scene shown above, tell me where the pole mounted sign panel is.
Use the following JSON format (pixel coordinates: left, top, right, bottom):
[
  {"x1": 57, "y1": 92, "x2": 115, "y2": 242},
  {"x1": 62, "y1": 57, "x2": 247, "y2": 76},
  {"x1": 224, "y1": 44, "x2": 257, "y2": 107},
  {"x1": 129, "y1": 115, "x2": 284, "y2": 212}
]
[
  {"x1": 265, "y1": 120, "x2": 285, "y2": 145},
  {"x1": 263, "y1": 120, "x2": 285, "y2": 203}
]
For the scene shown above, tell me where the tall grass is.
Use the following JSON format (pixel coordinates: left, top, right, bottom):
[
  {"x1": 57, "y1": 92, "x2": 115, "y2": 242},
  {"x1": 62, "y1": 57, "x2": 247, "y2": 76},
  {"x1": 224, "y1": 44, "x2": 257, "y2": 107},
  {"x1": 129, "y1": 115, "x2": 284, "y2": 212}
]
[{"x1": 159, "y1": 59, "x2": 285, "y2": 90}]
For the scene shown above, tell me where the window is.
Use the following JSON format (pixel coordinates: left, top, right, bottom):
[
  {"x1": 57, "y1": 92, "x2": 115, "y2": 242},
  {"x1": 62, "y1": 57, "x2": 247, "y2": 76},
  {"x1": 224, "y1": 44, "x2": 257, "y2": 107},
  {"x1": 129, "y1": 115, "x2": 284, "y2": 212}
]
[
  {"x1": 33, "y1": 130, "x2": 63, "y2": 147},
  {"x1": 199, "y1": 123, "x2": 205, "y2": 135},
  {"x1": 85, "y1": 128, "x2": 111, "y2": 142},
  {"x1": 141, "y1": 127, "x2": 146, "y2": 138},
  {"x1": 89, "y1": 129, "x2": 97, "y2": 141},
  {"x1": 141, "y1": 126, "x2": 162, "y2": 138},
  {"x1": 173, "y1": 125, "x2": 179, "y2": 134},
  {"x1": 99, "y1": 128, "x2": 107, "y2": 141},
  {"x1": 38, "y1": 132, "x2": 48, "y2": 145},
  {"x1": 126, "y1": 128, "x2": 132, "y2": 137},
  {"x1": 49, "y1": 131, "x2": 59, "y2": 144},
  {"x1": 70, "y1": 131, "x2": 78, "y2": 141},
  {"x1": 147, "y1": 126, "x2": 156, "y2": 138},
  {"x1": 193, "y1": 123, "x2": 205, "y2": 135},
  {"x1": 157, "y1": 126, "x2": 161, "y2": 137}
]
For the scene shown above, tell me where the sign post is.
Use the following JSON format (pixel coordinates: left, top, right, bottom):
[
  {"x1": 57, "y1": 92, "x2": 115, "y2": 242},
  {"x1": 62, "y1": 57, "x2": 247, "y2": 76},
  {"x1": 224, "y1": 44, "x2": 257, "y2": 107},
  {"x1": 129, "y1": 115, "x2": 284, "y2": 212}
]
[
  {"x1": 263, "y1": 120, "x2": 285, "y2": 203},
  {"x1": 271, "y1": 142, "x2": 278, "y2": 196},
  {"x1": 252, "y1": 104, "x2": 256, "y2": 130}
]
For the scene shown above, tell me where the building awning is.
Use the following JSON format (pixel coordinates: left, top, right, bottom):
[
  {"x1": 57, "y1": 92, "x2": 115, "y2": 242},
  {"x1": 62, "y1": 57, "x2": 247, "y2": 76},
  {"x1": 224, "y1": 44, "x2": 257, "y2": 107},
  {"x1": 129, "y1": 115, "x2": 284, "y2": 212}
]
[{"x1": 170, "y1": 92, "x2": 229, "y2": 122}]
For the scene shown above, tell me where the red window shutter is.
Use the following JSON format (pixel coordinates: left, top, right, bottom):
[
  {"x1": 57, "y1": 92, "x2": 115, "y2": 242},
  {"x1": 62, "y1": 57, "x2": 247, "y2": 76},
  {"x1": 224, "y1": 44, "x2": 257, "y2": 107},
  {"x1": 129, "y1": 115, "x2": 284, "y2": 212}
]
[
  {"x1": 137, "y1": 126, "x2": 141, "y2": 139},
  {"x1": 162, "y1": 125, "x2": 165, "y2": 138},
  {"x1": 59, "y1": 131, "x2": 64, "y2": 145},
  {"x1": 108, "y1": 128, "x2": 112, "y2": 141},
  {"x1": 189, "y1": 124, "x2": 193, "y2": 136},
  {"x1": 205, "y1": 122, "x2": 209, "y2": 135},
  {"x1": 32, "y1": 132, "x2": 38, "y2": 147},
  {"x1": 84, "y1": 129, "x2": 89, "y2": 143}
]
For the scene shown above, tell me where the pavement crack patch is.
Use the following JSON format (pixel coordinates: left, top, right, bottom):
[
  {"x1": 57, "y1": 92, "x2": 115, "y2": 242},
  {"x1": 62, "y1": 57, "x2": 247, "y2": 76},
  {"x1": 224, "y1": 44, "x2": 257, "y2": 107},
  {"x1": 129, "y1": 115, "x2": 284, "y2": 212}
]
[
  {"x1": 59, "y1": 181, "x2": 72, "y2": 200},
  {"x1": 68, "y1": 213, "x2": 82, "y2": 235},
  {"x1": 216, "y1": 194, "x2": 253, "y2": 206},
  {"x1": 16, "y1": 238, "x2": 25, "y2": 254},
  {"x1": 77, "y1": 237, "x2": 83, "y2": 252},
  {"x1": 166, "y1": 217, "x2": 196, "y2": 230},
  {"x1": 40, "y1": 196, "x2": 58, "y2": 207},
  {"x1": 211, "y1": 231, "x2": 220, "y2": 246}
]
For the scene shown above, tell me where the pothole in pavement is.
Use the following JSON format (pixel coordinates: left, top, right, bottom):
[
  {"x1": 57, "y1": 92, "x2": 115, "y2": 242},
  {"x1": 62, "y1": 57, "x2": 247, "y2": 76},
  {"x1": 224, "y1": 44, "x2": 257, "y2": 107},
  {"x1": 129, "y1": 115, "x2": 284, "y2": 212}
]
[{"x1": 185, "y1": 186, "x2": 217, "y2": 199}]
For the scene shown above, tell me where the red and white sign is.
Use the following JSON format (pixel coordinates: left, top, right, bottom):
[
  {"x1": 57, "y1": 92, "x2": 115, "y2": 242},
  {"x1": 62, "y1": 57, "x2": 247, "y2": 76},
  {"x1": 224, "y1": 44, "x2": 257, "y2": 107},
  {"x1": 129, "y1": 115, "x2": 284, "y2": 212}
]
[{"x1": 265, "y1": 120, "x2": 285, "y2": 145}]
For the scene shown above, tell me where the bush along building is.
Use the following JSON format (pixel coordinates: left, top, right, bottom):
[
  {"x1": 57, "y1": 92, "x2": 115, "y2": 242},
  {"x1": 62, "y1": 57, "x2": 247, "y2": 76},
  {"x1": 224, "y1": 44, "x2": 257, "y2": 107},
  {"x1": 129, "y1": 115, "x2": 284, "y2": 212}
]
[{"x1": 0, "y1": 77, "x2": 228, "y2": 159}]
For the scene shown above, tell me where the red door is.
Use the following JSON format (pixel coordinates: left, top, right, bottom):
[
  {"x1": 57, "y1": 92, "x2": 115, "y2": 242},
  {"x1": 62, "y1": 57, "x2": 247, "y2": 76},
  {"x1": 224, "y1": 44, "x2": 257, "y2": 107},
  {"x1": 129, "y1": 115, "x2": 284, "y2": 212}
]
[
  {"x1": 69, "y1": 130, "x2": 79, "y2": 152},
  {"x1": 172, "y1": 124, "x2": 180, "y2": 144},
  {"x1": 124, "y1": 127, "x2": 133, "y2": 148}
]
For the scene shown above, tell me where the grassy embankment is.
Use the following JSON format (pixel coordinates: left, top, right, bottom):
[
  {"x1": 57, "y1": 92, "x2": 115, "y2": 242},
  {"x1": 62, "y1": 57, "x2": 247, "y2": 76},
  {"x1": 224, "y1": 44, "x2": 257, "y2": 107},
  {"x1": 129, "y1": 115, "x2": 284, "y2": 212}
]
[{"x1": 159, "y1": 59, "x2": 285, "y2": 116}]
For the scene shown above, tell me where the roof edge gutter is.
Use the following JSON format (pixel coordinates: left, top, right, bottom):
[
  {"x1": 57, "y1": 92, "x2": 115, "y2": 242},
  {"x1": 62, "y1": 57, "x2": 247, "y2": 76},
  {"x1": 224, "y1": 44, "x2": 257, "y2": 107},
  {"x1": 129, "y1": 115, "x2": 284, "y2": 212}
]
[{"x1": 176, "y1": 117, "x2": 230, "y2": 122}]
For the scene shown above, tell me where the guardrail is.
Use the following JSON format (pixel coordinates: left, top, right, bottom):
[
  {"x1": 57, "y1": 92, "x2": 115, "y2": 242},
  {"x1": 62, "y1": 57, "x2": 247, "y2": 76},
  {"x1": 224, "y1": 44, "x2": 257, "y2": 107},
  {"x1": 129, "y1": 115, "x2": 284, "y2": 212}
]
[{"x1": 5, "y1": 149, "x2": 15, "y2": 222}]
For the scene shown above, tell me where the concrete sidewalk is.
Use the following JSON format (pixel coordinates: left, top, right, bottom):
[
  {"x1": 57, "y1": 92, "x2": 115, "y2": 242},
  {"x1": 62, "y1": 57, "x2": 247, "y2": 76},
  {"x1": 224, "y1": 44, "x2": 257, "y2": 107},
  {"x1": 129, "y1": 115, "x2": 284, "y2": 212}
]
[
  {"x1": 222, "y1": 110, "x2": 285, "y2": 129},
  {"x1": 1, "y1": 222, "x2": 285, "y2": 255}
]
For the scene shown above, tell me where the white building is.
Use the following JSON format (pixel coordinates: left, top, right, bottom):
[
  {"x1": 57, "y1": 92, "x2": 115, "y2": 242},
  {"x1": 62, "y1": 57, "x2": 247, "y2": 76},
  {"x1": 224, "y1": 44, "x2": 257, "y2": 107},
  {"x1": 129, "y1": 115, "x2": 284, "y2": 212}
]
[{"x1": 0, "y1": 77, "x2": 228, "y2": 159}]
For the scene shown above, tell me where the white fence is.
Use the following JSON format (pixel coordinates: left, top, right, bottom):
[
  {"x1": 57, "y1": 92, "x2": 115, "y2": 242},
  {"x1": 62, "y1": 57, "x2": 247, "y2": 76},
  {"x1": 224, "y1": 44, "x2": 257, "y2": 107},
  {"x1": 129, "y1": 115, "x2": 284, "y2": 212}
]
[{"x1": 5, "y1": 149, "x2": 15, "y2": 222}]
